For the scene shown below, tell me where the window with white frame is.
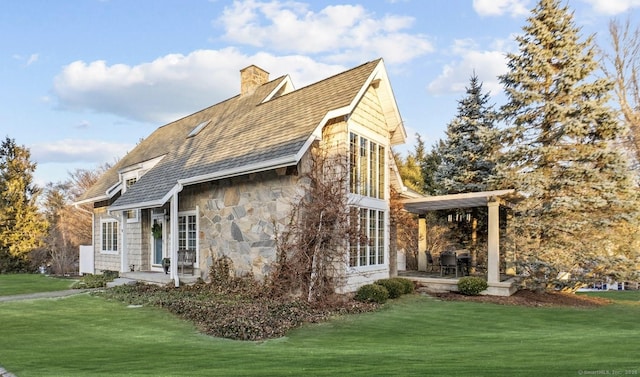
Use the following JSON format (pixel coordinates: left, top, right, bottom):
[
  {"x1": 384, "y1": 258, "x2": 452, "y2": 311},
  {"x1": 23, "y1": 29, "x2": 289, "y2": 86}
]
[
  {"x1": 178, "y1": 213, "x2": 197, "y2": 251},
  {"x1": 125, "y1": 177, "x2": 137, "y2": 189},
  {"x1": 101, "y1": 219, "x2": 118, "y2": 253},
  {"x1": 349, "y1": 132, "x2": 385, "y2": 199},
  {"x1": 348, "y1": 207, "x2": 385, "y2": 267},
  {"x1": 348, "y1": 131, "x2": 387, "y2": 268}
]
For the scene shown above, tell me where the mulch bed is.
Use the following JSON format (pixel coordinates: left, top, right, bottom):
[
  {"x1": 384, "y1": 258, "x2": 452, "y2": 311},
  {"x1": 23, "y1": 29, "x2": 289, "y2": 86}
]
[{"x1": 428, "y1": 289, "x2": 611, "y2": 308}]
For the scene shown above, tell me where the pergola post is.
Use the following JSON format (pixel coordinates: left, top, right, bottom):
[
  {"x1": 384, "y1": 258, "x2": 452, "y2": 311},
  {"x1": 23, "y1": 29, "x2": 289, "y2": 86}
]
[
  {"x1": 417, "y1": 215, "x2": 427, "y2": 271},
  {"x1": 487, "y1": 200, "x2": 500, "y2": 284}
]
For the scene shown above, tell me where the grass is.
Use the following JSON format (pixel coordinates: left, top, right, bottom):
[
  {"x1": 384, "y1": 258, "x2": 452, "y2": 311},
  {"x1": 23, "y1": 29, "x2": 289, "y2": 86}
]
[
  {"x1": 0, "y1": 290, "x2": 639, "y2": 376},
  {"x1": 0, "y1": 273, "x2": 77, "y2": 296}
]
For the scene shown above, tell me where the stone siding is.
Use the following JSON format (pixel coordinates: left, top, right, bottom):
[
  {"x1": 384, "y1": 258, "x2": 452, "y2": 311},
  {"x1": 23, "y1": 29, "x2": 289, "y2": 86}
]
[{"x1": 180, "y1": 162, "x2": 309, "y2": 280}]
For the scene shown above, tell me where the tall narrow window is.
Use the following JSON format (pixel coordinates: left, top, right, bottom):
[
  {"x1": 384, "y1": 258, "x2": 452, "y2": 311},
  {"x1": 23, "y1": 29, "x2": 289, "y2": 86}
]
[
  {"x1": 348, "y1": 132, "x2": 385, "y2": 199},
  {"x1": 350, "y1": 133, "x2": 358, "y2": 194},
  {"x1": 178, "y1": 214, "x2": 197, "y2": 251},
  {"x1": 101, "y1": 219, "x2": 118, "y2": 252}
]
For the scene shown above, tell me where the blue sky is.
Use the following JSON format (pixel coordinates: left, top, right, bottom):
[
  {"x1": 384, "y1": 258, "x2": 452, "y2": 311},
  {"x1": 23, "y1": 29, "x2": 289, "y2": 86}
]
[{"x1": 1, "y1": 0, "x2": 639, "y2": 186}]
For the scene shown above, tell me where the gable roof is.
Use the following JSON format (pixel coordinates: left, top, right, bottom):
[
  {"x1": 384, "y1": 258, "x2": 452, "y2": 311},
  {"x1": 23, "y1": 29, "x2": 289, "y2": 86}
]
[{"x1": 78, "y1": 59, "x2": 405, "y2": 211}]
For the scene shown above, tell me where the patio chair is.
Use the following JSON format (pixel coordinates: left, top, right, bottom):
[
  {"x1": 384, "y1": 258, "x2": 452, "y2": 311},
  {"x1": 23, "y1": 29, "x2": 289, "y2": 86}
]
[
  {"x1": 426, "y1": 251, "x2": 439, "y2": 272},
  {"x1": 440, "y1": 251, "x2": 459, "y2": 277},
  {"x1": 177, "y1": 249, "x2": 196, "y2": 275},
  {"x1": 455, "y1": 251, "x2": 470, "y2": 276}
]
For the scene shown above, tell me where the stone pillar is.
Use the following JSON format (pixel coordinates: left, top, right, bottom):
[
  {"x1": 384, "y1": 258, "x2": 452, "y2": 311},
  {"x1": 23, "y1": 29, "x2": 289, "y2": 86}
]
[
  {"x1": 418, "y1": 215, "x2": 427, "y2": 271},
  {"x1": 487, "y1": 200, "x2": 500, "y2": 284},
  {"x1": 504, "y1": 209, "x2": 517, "y2": 275}
]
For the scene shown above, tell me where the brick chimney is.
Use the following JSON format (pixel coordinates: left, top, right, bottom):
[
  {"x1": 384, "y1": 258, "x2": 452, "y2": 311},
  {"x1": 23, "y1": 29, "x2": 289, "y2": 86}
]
[{"x1": 240, "y1": 65, "x2": 269, "y2": 96}]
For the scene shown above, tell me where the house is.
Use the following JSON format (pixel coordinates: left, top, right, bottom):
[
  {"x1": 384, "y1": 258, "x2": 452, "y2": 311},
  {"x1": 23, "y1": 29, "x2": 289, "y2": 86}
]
[{"x1": 75, "y1": 58, "x2": 407, "y2": 293}]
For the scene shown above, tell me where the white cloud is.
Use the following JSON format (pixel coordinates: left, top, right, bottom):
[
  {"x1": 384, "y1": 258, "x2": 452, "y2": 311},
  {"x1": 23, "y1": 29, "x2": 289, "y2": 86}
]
[
  {"x1": 30, "y1": 139, "x2": 133, "y2": 164},
  {"x1": 27, "y1": 54, "x2": 39, "y2": 65},
  {"x1": 216, "y1": 0, "x2": 433, "y2": 64},
  {"x1": 580, "y1": 0, "x2": 640, "y2": 14},
  {"x1": 473, "y1": 0, "x2": 530, "y2": 17},
  {"x1": 53, "y1": 48, "x2": 346, "y2": 124},
  {"x1": 12, "y1": 53, "x2": 39, "y2": 66},
  {"x1": 427, "y1": 42, "x2": 509, "y2": 96}
]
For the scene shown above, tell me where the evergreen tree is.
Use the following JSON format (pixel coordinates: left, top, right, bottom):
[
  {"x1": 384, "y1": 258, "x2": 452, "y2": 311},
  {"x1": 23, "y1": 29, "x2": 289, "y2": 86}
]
[
  {"x1": 394, "y1": 134, "x2": 426, "y2": 194},
  {"x1": 435, "y1": 74, "x2": 499, "y2": 194},
  {"x1": 498, "y1": 0, "x2": 640, "y2": 288},
  {"x1": 0, "y1": 137, "x2": 47, "y2": 271},
  {"x1": 422, "y1": 139, "x2": 444, "y2": 195}
]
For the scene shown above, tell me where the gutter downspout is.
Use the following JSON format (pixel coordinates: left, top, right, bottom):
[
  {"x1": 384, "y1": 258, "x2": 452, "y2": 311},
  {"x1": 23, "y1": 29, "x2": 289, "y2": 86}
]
[
  {"x1": 170, "y1": 183, "x2": 183, "y2": 287},
  {"x1": 120, "y1": 211, "x2": 128, "y2": 273}
]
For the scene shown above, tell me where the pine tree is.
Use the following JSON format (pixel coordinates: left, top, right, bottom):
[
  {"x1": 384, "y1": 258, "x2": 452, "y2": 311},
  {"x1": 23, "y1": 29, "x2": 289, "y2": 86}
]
[
  {"x1": 435, "y1": 74, "x2": 499, "y2": 194},
  {"x1": 498, "y1": 0, "x2": 640, "y2": 288},
  {"x1": 0, "y1": 137, "x2": 47, "y2": 271},
  {"x1": 421, "y1": 139, "x2": 444, "y2": 195}
]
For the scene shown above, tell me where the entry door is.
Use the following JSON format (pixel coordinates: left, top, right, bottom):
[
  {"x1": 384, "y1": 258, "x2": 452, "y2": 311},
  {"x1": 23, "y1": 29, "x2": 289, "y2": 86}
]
[{"x1": 151, "y1": 216, "x2": 166, "y2": 266}]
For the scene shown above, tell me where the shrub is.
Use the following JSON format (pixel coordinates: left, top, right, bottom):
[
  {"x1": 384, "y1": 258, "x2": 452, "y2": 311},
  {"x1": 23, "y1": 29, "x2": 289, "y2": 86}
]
[
  {"x1": 374, "y1": 278, "x2": 405, "y2": 299},
  {"x1": 72, "y1": 271, "x2": 118, "y2": 289},
  {"x1": 390, "y1": 277, "x2": 415, "y2": 294},
  {"x1": 457, "y1": 276, "x2": 488, "y2": 296},
  {"x1": 355, "y1": 283, "x2": 389, "y2": 303}
]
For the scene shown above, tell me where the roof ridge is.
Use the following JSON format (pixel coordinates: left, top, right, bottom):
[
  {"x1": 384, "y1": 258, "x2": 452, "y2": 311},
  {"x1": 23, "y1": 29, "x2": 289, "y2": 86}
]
[{"x1": 260, "y1": 59, "x2": 381, "y2": 103}]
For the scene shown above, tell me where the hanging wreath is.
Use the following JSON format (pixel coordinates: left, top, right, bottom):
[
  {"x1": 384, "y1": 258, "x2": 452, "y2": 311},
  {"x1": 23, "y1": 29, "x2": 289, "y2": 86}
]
[{"x1": 152, "y1": 222, "x2": 162, "y2": 239}]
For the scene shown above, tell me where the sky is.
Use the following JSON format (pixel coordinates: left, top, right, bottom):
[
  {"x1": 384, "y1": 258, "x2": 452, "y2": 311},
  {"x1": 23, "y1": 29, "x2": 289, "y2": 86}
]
[{"x1": 1, "y1": 0, "x2": 639, "y2": 186}]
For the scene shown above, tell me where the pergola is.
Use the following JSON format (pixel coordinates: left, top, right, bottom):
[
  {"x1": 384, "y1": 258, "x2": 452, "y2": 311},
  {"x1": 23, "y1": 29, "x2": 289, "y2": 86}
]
[{"x1": 402, "y1": 189, "x2": 516, "y2": 287}]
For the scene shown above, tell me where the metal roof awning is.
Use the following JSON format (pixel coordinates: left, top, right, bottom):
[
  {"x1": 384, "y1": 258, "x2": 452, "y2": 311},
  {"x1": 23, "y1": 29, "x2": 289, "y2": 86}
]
[{"x1": 402, "y1": 189, "x2": 516, "y2": 213}]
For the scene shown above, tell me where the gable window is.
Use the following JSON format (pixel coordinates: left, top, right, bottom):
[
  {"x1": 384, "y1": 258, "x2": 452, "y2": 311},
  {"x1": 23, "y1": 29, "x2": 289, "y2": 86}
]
[
  {"x1": 125, "y1": 177, "x2": 137, "y2": 189},
  {"x1": 348, "y1": 208, "x2": 385, "y2": 267},
  {"x1": 349, "y1": 132, "x2": 385, "y2": 199},
  {"x1": 101, "y1": 219, "x2": 118, "y2": 253},
  {"x1": 178, "y1": 213, "x2": 197, "y2": 251}
]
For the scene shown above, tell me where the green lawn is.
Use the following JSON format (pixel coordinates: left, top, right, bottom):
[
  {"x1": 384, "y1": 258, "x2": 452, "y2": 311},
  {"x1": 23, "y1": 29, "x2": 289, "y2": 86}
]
[
  {"x1": 0, "y1": 291, "x2": 638, "y2": 376},
  {"x1": 0, "y1": 273, "x2": 77, "y2": 296}
]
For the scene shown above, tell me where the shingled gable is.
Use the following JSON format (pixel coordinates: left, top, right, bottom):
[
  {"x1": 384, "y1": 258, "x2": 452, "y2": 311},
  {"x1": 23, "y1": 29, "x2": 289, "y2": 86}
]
[{"x1": 80, "y1": 58, "x2": 403, "y2": 211}]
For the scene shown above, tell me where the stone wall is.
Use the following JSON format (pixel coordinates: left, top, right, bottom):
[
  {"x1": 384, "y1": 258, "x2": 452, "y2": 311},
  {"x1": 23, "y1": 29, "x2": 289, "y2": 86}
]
[{"x1": 181, "y1": 162, "x2": 309, "y2": 280}]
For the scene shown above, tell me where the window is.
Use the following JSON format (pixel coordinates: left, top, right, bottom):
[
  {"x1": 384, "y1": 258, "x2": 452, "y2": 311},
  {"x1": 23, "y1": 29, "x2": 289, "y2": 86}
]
[
  {"x1": 348, "y1": 208, "x2": 385, "y2": 267},
  {"x1": 101, "y1": 219, "x2": 118, "y2": 253},
  {"x1": 178, "y1": 214, "x2": 197, "y2": 251},
  {"x1": 125, "y1": 177, "x2": 137, "y2": 189},
  {"x1": 187, "y1": 120, "x2": 210, "y2": 138},
  {"x1": 123, "y1": 177, "x2": 139, "y2": 222},
  {"x1": 349, "y1": 132, "x2": 385, "y2": 199},
  {"x1": 126, "y1": 209, "x2": 139, "y2": 223}
]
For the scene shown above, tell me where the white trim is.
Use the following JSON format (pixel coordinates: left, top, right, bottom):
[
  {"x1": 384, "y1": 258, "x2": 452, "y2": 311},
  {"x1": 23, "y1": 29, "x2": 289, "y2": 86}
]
[
  {"x1": 150, "y1": 212, "x2": 167, "y2": 271},
  {"x1": 99, "y1": 218, "x2": 119, "y2": 254},
  {"x1": 262, "y1": 75, "x2": 295, "y2": 102}
]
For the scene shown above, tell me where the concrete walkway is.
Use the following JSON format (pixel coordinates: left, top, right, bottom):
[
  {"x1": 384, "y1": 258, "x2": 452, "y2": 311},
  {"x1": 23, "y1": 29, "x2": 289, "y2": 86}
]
[{"x1": 0, "y1": 289, "x2": 95, "y2": 303}]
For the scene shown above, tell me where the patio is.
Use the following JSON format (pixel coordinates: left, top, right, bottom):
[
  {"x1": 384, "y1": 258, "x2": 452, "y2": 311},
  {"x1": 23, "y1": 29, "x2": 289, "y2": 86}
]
[
  {"x1": 401, "y1": 189, "x2": 520, "y2": 296},
  {"x1": 398, "y1": 269, "x2": 519, "y2": 296},
  {"x1": 120, "y1": 271, "x2": 200, "y2": 285}
]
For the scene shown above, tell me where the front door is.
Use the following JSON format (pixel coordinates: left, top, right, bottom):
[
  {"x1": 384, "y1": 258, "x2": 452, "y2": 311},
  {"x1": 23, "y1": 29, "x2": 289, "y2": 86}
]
[{"x1": 151, "y1": 215, "x2": 166, "y2": 267}]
